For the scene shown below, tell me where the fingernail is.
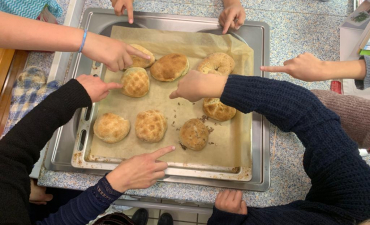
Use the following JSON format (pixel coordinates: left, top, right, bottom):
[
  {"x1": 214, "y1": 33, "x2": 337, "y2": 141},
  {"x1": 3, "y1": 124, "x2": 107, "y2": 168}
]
[
  {"x1": 147, "y1": 55, "x2": 151, "y2": 59},
  {"x1": 235, "y1": 26, "x2": 240, "y2": 30},
  {"x1": 129, "y1": 19, "x2": 133, "y2": 24},
  {"x1": 171, "y1": 146, "x2": 176, "y2": 150}
]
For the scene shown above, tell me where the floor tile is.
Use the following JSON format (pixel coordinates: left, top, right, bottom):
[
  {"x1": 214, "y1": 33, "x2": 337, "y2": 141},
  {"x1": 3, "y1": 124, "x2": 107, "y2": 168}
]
[
  {"x1": 122, "y1": 207, "x2": 160, "y2": 219},
  {"x1": 147, "y1": 219, "x2": 159, "y2": 225},
  {"x1": 173, "y1": 221, "x2": 196, "y2": 225},
  {"x1": 160, "y1": 210, "x2": 197, "y2": 222},
  {"x1": 198, "y1": 213, "x2": 212, "y2": 223}
]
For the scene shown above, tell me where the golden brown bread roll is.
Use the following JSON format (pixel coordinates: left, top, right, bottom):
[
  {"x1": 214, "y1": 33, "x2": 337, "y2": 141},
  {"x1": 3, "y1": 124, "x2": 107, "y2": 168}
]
[
  {"x1": 179, "y1": 118, "x2": 209, "y2": 151},
  {"x1": 93, "y1": 113, "x2": 130, "y2": 143},
  {"x1": 135, "y1": 110, "x2": 167, "y2": 143},
  {"x1": 129, "y1": 44, "x2": 155, "y2": 68},
  {"x1": 203, "y1": 98, "x2": 236, "y2": 121},
  {"x1": 150, "y1": 53, "x2": 189, "y2": 82},
  {"x1": 120, "y1": 67, "x2": 150, "y2": 98},
  {"x1": 197, "y1": 52, "x2": 235, "y2": 76}
]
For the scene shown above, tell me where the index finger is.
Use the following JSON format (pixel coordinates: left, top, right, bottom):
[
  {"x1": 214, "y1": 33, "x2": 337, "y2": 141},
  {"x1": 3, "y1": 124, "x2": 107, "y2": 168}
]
[
  {"x1": 150, "y1": 146, "x2": 175, "y2": 159},
  {"x1": 105, "y1": 82, "x2": 123, "y2": 91},
  {"x1": 126, "y1": 45, "x2": 151, "y2": 60},
  {"x1": 126, "y1": 4, "x2": 134, "y2": 24},
  {"x1": 260, "y1": 65, "x2": 288, "y2": 73},
  {"x1": 169, "y1": 89, "x2": 179, "y2": 99}
]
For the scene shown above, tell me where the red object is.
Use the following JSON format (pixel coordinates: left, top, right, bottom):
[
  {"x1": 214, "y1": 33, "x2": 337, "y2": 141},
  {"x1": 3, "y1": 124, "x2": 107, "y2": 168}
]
[{"x1": 330, "y1": 81, "x2": 342, "y2": 94}]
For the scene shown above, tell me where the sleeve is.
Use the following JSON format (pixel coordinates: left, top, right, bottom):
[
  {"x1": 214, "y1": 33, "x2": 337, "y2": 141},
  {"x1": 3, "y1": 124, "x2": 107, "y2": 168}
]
[
  {"x1": 0, "y1": 79, "x2": 91, "y2": 224},
  {"x1": 215, "y1": 75, "x2": 370, "y2": 222},
  {"x1": 311, "y1": 89, "x2": 370, "y2": 149},
  {"x1": 37, "y1": 176, "x2": 122, "y2": 225},
  {"x1": 355, "y1": 56, "x2": 370, "y2": 90},
  {"x1": 207, "y1": 207, "x2": 247, "y2": 225}
]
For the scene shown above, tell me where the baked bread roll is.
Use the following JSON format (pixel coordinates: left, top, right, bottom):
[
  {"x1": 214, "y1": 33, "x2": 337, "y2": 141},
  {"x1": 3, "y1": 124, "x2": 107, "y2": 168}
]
[
  {"x1": 135, "y1": 110, "x2": 167, "y2": 143},
  {"x1": 120, "y1": 67, "x2": 150, "y2": 98},
  {"x1": 203, "y1": 98, "x2": 236, "y2": 121},
  {"x1": 179, "y1": 119, "x2": 209, "y2": 151},
  {"x1": 129, "y1": 44, "x2": 155, "y2": 68},
  {"x1": 150, "y1": 53, "x2": 189, "y2": 82},
  {"x1": 93, "y1": 113, "x2": 130, "y2": 143},
  {"x1": 197, "y1": 52, "x2": 235, "y2": 76}
]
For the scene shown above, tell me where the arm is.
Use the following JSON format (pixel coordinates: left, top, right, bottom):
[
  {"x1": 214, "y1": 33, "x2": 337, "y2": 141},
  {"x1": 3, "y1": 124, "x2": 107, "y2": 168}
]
[
  {"x1": 311, "y1": 89, "x2": 370, "y2": 149},
  {"x1": 260, "y1": 52, "x2": 367, "y2": 82},
  {"x1": 219, "y1": 0, "x2": 246, "y2": 34},
  {"x1": 0, "y1": 79, "x2": 91, "y2": 224},
  {"x1": 171, "y1": 71, "x2": 370, "y2": 224},
  {"x1": 0, "y1": 12, "x2": 149, "y2": 71}
]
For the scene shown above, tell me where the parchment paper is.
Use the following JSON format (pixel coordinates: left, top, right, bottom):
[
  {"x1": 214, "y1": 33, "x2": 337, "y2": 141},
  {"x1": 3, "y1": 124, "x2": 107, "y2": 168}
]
[{"x1": 88, "y1": 26, "x2": 254, "y2": 168}]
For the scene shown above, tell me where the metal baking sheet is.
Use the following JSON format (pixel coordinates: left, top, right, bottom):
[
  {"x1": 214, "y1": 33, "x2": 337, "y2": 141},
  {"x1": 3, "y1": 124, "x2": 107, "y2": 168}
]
[
  {"x1": 71, "y1": 26, "x2": 255, "y2": 181},
  {"x1": 44, "y1": 7, "x2": 271, "y2": 190}
]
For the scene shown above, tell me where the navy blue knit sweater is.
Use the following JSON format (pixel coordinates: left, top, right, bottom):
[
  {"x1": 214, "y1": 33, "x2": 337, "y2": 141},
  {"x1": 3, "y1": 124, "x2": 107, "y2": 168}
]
[
  {"x1": 208, "y1": 75, "x2": 370, "y2": 225},
  {"x1": 0, "y1": 76, "x2": 369, "y2": 224}
]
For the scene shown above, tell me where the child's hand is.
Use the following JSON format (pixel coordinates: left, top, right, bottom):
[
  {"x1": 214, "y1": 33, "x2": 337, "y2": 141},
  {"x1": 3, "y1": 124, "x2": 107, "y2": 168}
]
[
  {"x1": 29, "y1": 179, "x2": 53, "y2": 205},
  {"x1": 260, "y1": 53, "x2": 329, "y2": 82},
  {"x1": 169, "y1": 70, "x2": 227, "y2": 102},
  {"x1": 219, "y1": 1, "x2": 246, "y2": 34},
  {"x1": 111, "y1": 0, "x2": 135, "y2": 23},
  {"x1": 106, "y1": 146, "x2": 175, "y2": 192},
  {"x1": 82, "y1": 32, "x2": 150, "y2": 72},
  {"x1": 76, "y1": 74, "x2": 122, "y2": 102},
  {"x1": 215, "y1": 190, "x2": 248, "y2": 215}
]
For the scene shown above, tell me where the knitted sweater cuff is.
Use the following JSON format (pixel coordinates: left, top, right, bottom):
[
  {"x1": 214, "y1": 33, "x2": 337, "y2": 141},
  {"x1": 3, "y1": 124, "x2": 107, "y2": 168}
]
[
  {"x1": 355, "y1": 56, "x2": 370, "y2": 90},
  {"x1": 208, "y1": 206, "x2": 247, "y2": 225},
  {"x1": 93, "y1": 175, "x2": 123, "y2": 205}
]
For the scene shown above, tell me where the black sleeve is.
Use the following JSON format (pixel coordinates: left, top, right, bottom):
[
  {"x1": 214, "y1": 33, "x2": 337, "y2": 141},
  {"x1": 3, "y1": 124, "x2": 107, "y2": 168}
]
[{"x1": 0, "y1": 79, "x2": 91, "y2": 224}]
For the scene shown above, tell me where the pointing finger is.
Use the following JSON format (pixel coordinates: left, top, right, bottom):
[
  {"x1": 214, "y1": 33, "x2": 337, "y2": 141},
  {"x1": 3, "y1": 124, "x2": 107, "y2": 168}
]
[
  {"x1": 126, "y1": 4, "x2": 134, "y2": 24},
  {"x1": 169, "y1": 90, "x2": 179, "y2": 99},
  {"x1": 150, "y1": 146, "x2": 175, "y2": 160},
  {"x1": 105, "y1": 82, "x2": 123, "y2": 90},
  {"x1": 126, "y1": 45, "x2": 151, "y2": 60},
  {"x1": 260, "y1": 66, "x2": 288, "y2": 73}
]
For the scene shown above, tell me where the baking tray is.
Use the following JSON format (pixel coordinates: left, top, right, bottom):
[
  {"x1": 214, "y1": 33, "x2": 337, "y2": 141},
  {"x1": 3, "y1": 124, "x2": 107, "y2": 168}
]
[
  {"x1": 71, "y1": 17, "x2": 253, "y2": 182},
  {"x1": 45, "y1": 8, "x2": 271, "y2": 190}
]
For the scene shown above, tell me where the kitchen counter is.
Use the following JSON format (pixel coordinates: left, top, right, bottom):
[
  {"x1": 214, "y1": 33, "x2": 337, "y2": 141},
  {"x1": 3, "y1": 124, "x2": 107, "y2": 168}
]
[{"x1": 33, "y1": 0, "x2": 370, "y2": 207}]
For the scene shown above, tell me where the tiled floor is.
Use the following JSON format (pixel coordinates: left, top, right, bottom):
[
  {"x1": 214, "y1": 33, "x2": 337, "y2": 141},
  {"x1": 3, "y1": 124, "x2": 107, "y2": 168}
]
[{"x1": 122, "y1": 199, "x2": 212, "y2": 225}]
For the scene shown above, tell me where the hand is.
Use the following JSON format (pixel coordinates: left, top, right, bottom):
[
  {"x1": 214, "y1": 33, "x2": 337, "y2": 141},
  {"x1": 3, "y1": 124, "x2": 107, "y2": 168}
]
[
  {"x1": 29, "y1": 179, "x2": 53, "y2": 205},
  {"x1": 76, "y1": 74, "x2": 122, "y2": 102},
  {"x1": 82, "y1": 32, "x2": 150, "y2": 72},
  {"x1": 111, "y1": 0, "x2": 134, "y2": 23},
  {"x1": 169, "y1": 70, "x2": 227, "y2": 102},
  {"x1": 219, "y1": 0, "x2": 246, "y2": 34},
  {"x1": 215, "y1": 190, "x2": 247, "y2": 215},
  {"x1": 260, "y1": 52, "x2": 329, "y2": 82},
  {"x1": 106, "y1": 146, "x2": 175, "y2": 192}
]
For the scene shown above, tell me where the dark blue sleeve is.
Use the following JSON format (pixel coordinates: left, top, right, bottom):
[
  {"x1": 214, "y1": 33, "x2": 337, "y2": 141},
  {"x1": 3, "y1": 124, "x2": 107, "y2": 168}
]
[
  {"x1": 213, "y1": 75, "x2": 370, "y2": 223},
  {"x1": 37, "y1": 176, "x2": 122, "y2": 225}
]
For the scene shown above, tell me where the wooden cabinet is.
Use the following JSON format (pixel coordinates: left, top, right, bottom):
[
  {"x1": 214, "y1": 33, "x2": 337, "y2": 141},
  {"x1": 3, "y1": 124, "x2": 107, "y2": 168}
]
[{"x1": 0, "y1": 49, "x2": 28, "y2": 135}]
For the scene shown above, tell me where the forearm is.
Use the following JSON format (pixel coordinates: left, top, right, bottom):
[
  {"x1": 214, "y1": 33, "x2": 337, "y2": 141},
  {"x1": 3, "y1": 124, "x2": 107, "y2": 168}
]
[
  {"x1": 322, "y1": 60, "x2": 366, "y2": 80},
  {"x1": 312, "y1": 89, "x2": 370, "y2": 148},
  {"x1": 38, "y1": 176, "x2": 122, "y2": 225},
  {"x1": 0, "y1": 12, "x2": 83, "y2": 51},
  {"x1": 0, "y1": 79, "x2": 91, "y2": 223},
  {"x1": 222, "y1": 0, "x2": 242, "y2": 7}
]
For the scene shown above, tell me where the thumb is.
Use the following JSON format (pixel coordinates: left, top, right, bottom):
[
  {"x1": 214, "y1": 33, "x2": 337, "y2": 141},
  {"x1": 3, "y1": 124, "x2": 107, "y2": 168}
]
[
  {"x1": 240, "y1": 200, "x2": 248, "y2": 215},
  {"x1": 169, "y1": 90, "x2": 179, "y2": 99},
  {"x1": 44, "y1": 194, "x2": 53, "y2": 202}
]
